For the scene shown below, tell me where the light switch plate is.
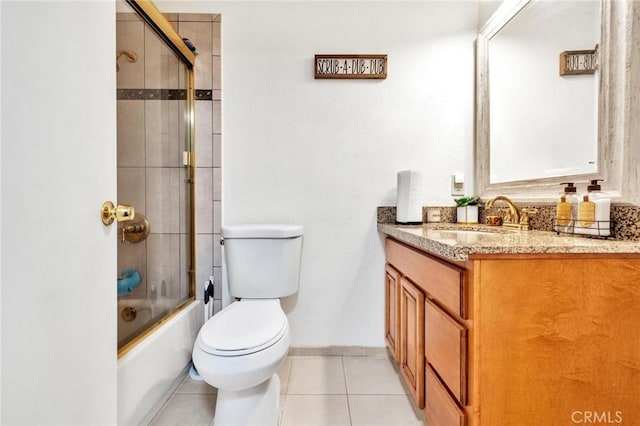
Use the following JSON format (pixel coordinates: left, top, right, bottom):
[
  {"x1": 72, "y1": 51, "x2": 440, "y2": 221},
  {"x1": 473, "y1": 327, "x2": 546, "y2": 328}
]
[{"x1": 451, "y1": 174, "x2": 465, "y2": 196}]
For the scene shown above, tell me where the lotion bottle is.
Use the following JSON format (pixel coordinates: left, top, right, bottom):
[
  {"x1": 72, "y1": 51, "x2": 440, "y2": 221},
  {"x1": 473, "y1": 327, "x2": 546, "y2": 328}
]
[
  {"x1": 555, "y1": 182, "x2": 579, "y2": 233},
  {"x1": 578, "y1": 195, "x2": 596, "y2": 230},
  {"x1": 555, "y1": 196, "x2": 571, "y2": 232},
  {"x1": 578, "y1": 179, "x2": 611, "y2": 236}
]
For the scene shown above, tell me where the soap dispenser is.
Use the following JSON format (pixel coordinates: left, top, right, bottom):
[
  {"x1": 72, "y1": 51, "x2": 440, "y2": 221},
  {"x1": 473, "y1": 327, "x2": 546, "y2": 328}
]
[
  {"x1": 577, "y1": 179, "x2": 611, "y2": 236},
  {"x1": 555, "y1": 182, "x2": 579, "y2": 233}
]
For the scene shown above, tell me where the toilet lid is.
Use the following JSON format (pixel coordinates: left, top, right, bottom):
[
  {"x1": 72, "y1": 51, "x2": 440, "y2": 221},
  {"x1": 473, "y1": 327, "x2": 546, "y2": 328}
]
[{"x1": 198, "y1": 299, "x2": 287, "y2": 356}]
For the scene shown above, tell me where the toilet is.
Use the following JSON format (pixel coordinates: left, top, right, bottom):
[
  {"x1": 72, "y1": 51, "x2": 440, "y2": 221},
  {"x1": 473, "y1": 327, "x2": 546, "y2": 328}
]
[{"x1": 192, "y1": 224, "x2": 303, "y2": 426}]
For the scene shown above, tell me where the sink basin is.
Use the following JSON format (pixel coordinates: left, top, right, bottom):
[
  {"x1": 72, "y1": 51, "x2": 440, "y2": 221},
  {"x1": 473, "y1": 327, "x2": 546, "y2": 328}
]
[
  {"x1": 431, "y1": 225, "x2": 515, "y2": 235},
  {"x1": 438, "y1": 229, "x2": 499, "y2": 236},
  {"x1": 398, "y1": 225, "x2": 516, "y2": 242},
  {"x1": 427, "y1": 227, "x2": 516, "y2": 245},
  {"x1": 394, "y1": 224, "x2": 523, "y2": 244}
]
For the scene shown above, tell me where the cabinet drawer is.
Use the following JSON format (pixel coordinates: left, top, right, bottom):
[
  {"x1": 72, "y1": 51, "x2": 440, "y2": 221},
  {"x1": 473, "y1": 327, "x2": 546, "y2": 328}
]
[
  {"x1": 425, "y1": 298, "x2": 467, "y2": 405},
  {"x1": 425, "y1": 364, "x2": 466, "y2": 426},
  {"x1": 386, "y1": 238, "x2": 466, "y2": 318}
]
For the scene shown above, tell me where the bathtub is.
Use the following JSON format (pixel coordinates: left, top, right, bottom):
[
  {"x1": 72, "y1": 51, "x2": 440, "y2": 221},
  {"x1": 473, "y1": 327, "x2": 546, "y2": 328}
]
[
  {"x1": 117, "y1": 298, "x2": 188, "y2": 348},
  {"x1": 117, "y1": 299, "x2": 203, "y2": 425}
]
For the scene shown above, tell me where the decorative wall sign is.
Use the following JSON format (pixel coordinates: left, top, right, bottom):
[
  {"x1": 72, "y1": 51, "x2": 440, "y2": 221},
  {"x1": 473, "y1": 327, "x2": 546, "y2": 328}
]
[
  {"x1": 559, "y1": 48, "x2": 598, "y2": 75},
  {"x1": 315, "y1": 54, "x2": 387, "y2": 79}
]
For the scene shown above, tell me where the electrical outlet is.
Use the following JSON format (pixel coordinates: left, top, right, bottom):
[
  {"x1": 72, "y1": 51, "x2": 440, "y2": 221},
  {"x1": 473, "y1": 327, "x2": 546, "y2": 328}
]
[{"x1": 451, "y1": 174, "x2": 465, "y2": 196}]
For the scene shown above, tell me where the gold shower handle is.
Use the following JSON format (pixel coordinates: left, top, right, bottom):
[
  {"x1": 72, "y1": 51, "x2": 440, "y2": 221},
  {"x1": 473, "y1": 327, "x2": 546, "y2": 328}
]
[{"x1": 101, "y1": 201, "x2": 135, "y2": 226}]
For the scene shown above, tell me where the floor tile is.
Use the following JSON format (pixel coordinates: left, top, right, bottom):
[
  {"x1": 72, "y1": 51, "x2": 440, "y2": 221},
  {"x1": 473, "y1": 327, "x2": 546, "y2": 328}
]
[
  {"x1": 343, "y1": 356, "x2": 406, "y2": 395},
  {"x1": 277, "y1": 357, "x2": 292, "y2": 394},
  {"x1": 146, "y1": 354, "x2": 419, "y2": 426},
  {"x1": 287, "y1": 356, "x2": 347, "y2": 395},
  {"x1": 349, "y1": 394, "x2": 423, "y2": 426},
  {"x1": 342, "y1": 347, "x2": 389, "y2": 358},
  {"x1": 280, "y1": 394, "x2": 287, "y2": 422},
  {"x1": 280, "y1": 395, "x2": 351, "y2": 426},
  {"x1": 150, "y1": 393, "x2": 216, "y2": 426},
  {"x1": 174, "y1": 375, "x2": 217, "y2": 395}
]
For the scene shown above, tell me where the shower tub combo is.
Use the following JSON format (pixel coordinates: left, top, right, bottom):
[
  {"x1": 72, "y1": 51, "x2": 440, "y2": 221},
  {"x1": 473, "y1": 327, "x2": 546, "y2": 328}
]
[{"x1": 115, "y1": 1, "x2": 202, "y2": 424}]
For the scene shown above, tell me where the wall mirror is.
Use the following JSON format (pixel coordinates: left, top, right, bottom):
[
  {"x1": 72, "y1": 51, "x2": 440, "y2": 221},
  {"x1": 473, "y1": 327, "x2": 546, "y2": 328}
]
[{"x1": 476, "y1": 0, "x2": 639, "y2": 203}]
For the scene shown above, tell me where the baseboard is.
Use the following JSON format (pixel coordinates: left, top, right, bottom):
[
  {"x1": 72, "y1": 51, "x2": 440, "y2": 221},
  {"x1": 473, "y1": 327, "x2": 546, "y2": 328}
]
[{"x1": 288, "y1": 346, "x2": 388, "y2": 357}]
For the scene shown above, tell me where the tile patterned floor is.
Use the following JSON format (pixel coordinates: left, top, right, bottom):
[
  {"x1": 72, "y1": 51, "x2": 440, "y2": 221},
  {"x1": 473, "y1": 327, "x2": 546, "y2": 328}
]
[{"x1": 148, "y1": 354, "x2": 423, "y2": 426}]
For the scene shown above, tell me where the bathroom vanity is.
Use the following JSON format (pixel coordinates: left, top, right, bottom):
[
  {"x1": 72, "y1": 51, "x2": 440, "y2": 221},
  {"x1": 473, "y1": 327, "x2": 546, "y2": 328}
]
[{"x1": 379, "y1": 223, "x2": 640, "y2": 426}]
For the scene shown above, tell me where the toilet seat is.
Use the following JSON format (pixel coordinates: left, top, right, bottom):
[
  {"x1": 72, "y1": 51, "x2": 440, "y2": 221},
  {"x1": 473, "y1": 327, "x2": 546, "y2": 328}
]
[{"x1": 198, "y1": 299, "x2": 287, "y2": 357}]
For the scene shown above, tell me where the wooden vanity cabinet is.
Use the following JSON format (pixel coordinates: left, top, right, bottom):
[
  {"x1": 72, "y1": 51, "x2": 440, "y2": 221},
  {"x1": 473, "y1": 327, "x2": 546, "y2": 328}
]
[
  {"x1": 384, "y1": 236, "x2": 640, "y2": 426},
  {"x1": 471, "y1": 257, "x2": 640, "y2": 425},
  {"x1": 385, "y1": 238, "x2": 468, "y2": 417}
]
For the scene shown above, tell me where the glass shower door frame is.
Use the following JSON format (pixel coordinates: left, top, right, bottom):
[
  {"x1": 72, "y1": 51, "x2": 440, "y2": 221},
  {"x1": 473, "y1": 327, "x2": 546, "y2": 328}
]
[{"x1": 117, "y1": 0, "x2": 196, "y2": 358}]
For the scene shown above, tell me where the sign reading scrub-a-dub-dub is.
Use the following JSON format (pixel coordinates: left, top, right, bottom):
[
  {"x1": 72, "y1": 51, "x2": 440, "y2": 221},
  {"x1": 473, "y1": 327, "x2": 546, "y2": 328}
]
[{"x1": 315, "y1": 54, "x2": 387, "y2": 79}]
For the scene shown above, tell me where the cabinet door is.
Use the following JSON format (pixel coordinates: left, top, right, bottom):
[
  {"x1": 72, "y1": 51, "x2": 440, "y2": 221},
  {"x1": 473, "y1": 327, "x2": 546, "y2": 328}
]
[
  {"x1": 400, "y1": 277, "x2": 425, "y2": 408},
  {"x1": 385, "y1": 264, "x2": 401, "y2": 362}
]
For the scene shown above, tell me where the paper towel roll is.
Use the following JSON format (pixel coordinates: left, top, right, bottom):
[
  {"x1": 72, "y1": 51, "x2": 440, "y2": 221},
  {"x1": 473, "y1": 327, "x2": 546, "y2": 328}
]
[{"x1": 396, "y1": 170, "x2": 423, "y2": 224}]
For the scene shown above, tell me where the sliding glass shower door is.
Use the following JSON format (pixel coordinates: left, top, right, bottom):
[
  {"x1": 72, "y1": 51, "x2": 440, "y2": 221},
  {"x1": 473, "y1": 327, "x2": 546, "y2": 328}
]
[{"x1": 115, "y1": 0, "x2": 195, "y2": 352}]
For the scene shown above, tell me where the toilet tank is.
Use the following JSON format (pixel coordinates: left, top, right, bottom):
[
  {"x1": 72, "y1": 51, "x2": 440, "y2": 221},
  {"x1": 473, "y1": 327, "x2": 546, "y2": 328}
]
[{"x1": 222, "y1": 224, "x2": 303, "y2": 299}]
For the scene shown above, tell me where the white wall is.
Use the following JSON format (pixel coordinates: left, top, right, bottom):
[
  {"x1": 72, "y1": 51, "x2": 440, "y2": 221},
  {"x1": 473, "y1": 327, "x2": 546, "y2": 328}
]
[
  {"x1": 1, "y1": 1, "x2": 117, "y2": 424},
  {"x1": 0, "y1": 2, "x2": 3, "y2": 421},
  {"x1": 159, "y1": 1, "x2": 479, "y2": 347},
  {"x1": 478, "y1": 0, "x2": 501, "y2": 29}
]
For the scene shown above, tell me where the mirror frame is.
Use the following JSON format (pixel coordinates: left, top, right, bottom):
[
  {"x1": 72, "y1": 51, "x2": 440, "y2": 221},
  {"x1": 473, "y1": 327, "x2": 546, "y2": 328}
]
[{"x1": 476, "y1": 0, "x2": 639, "y2": 204}]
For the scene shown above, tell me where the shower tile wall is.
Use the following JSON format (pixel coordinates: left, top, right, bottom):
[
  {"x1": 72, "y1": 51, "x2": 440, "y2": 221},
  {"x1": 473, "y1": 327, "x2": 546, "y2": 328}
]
[
  {"x1": 174, "y1": 14, "x2": 223, "y2": 313},
  {"x1": 116, "y1": 12, "x2": 222, "y2": 313}
]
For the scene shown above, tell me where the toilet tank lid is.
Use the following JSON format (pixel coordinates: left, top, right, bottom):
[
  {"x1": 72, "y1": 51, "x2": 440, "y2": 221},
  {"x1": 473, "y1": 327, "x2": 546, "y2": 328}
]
[{"x1": 222, "y1": 224, "x2": 303, "y2": 239}]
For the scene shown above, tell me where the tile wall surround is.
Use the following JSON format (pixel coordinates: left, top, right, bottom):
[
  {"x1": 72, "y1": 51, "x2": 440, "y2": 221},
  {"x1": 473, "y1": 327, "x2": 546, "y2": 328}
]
[
  {"x1": 172, "y1": 13, "x2": 223, "y2": 315},
  {"x1": 116, "y1": 12, "x2": 223, "y2": 327},
  {"x1": 117, "y1": 89, "x2": 213, "y2": 100},
  {"x1": 117, "y1": 11, "x2": 189, "y2": 317},
  {"x1": 377, "y1": 204, "x2": 640, "y2": 241}
]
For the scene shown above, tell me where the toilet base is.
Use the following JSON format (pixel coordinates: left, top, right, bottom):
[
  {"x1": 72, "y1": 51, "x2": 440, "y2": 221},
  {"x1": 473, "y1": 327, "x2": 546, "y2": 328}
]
[{"x1": 213, "y1": 373, "x2": 281, "y2": 426}]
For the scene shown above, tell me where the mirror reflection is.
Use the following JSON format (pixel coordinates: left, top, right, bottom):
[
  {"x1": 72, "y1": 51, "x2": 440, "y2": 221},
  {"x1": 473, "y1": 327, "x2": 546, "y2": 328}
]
[{"x1": 485, "y1": 0, "x2": 600, "y2": 184}]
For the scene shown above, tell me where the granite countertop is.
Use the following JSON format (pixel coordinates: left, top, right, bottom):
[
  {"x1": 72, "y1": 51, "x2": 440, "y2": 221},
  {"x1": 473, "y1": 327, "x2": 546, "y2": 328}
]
[{"x1": 378, "y1": 223, "x2": 640, "y2": 261}]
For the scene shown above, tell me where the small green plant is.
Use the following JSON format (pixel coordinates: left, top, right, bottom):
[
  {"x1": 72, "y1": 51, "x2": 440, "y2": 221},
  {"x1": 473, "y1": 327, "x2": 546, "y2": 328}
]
[{"x1": 454, "y1": 196, "x2": 480, "y2": 207}]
